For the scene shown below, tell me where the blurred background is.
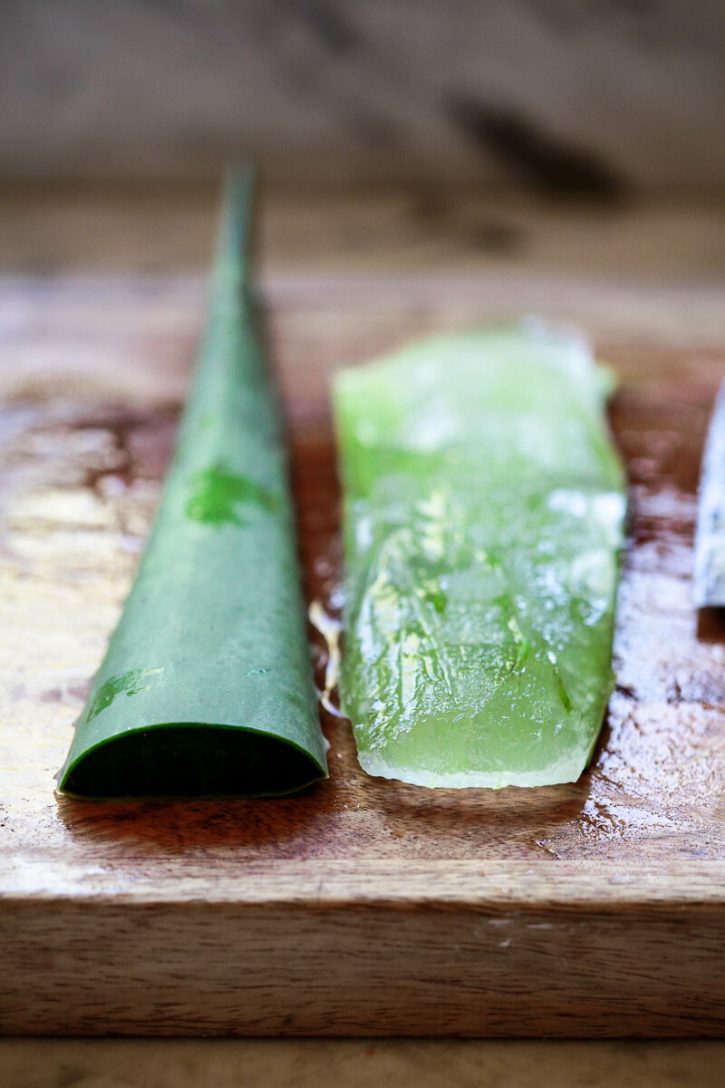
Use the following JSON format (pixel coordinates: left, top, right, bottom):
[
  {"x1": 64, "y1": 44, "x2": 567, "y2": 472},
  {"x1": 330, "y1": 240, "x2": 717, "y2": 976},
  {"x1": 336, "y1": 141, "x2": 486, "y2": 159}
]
[
  {"x1": 0, "y1": 0, "x2": 718, "y2": 280},
  {"x1": 1, "y1": 0, "x2": 725, "y2": 279},
  {"x1": 2, "y1": 0, "x2": 725, "y2": 192}
]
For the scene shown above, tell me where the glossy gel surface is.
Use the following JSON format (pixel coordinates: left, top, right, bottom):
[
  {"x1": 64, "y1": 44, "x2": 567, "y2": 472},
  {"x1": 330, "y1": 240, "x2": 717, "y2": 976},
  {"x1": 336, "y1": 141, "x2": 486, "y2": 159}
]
[{"x1": 333, "y1": 320, "x2": 626, "y2": 788}]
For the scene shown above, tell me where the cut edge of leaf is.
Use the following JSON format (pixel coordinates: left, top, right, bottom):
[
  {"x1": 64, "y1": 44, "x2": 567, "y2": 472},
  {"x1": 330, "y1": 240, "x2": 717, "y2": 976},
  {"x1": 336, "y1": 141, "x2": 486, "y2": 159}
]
[{"x1": 58, "y1": 722, "x2": 328, "y2": 799}]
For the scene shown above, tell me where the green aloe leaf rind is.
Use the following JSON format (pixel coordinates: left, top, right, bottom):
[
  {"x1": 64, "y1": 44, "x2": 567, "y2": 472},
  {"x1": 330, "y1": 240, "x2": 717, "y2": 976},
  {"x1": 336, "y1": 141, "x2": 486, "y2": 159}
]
[{"x1": 58, "y1": 170, "x2": 328, "y2": 797}]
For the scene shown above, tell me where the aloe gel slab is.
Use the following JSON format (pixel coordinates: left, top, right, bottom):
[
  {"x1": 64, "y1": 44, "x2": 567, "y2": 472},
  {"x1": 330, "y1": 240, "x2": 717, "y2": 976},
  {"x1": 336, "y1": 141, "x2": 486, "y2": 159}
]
[{"x1": 333, "y1": 320, "x2": 625, "y2": 788}]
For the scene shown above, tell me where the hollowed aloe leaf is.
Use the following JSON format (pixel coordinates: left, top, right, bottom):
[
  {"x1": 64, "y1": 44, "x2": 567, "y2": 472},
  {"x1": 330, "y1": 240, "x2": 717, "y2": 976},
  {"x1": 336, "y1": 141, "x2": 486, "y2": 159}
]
[{"x1": 58, "y1": 171, "x2": 327, "y2": 798}]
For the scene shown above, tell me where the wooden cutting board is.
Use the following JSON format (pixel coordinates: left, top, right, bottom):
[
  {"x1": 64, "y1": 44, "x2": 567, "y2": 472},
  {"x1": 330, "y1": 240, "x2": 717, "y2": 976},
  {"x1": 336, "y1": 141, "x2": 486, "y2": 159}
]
[{"x1": 0, "y1": 273, "x2": 723, "y2": 1037}]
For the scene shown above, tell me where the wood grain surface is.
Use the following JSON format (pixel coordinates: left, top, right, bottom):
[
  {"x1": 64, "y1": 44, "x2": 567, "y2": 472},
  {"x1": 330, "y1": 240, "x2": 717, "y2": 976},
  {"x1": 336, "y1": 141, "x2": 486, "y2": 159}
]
[{"x1": 0, "y1": 272, "x2": 723, "y2": 1036}]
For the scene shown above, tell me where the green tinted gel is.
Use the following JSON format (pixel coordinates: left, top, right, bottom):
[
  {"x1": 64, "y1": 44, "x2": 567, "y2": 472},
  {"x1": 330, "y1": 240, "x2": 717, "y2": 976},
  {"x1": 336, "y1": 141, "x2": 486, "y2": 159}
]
[{"x1": 333, "y1": 321, "x2": 625, "y2": 788}]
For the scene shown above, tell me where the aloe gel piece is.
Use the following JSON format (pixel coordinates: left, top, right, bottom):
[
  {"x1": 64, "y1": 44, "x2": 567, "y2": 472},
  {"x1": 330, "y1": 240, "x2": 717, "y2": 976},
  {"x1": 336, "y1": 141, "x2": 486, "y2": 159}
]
[{"x1": 333, "y1": 320, "x2": 626, "y2": 788}]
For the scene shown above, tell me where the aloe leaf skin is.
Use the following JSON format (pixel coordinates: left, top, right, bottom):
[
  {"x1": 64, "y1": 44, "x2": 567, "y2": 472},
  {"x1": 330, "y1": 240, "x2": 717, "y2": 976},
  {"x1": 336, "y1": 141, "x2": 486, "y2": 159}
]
[{"x1": 58, "y1": 170, "x2": 327, "y2": 798}]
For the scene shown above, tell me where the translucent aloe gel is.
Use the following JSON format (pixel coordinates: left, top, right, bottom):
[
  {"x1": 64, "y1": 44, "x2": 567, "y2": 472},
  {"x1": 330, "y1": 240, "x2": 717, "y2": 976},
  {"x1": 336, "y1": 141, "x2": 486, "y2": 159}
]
[{"x1": 333, "y1": 320, "x2": 625, "y2": 788}]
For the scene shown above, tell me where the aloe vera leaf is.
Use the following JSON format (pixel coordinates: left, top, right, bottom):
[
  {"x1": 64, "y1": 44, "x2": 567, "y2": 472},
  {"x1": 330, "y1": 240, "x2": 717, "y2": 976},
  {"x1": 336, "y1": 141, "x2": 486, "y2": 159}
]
[
  {"x1": 333, "y1": 320, "x2": 626, "y2": 788},
  {"x1": 58, "y1": 170, "x2": 327, "y2": 797}
]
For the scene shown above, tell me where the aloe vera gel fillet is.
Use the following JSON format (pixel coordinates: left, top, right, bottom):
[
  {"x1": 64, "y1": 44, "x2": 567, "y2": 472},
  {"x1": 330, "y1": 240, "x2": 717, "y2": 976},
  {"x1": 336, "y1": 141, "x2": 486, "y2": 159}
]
[{"x1": 333, "y1": 320, "x2": 625, "y2": 788}]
